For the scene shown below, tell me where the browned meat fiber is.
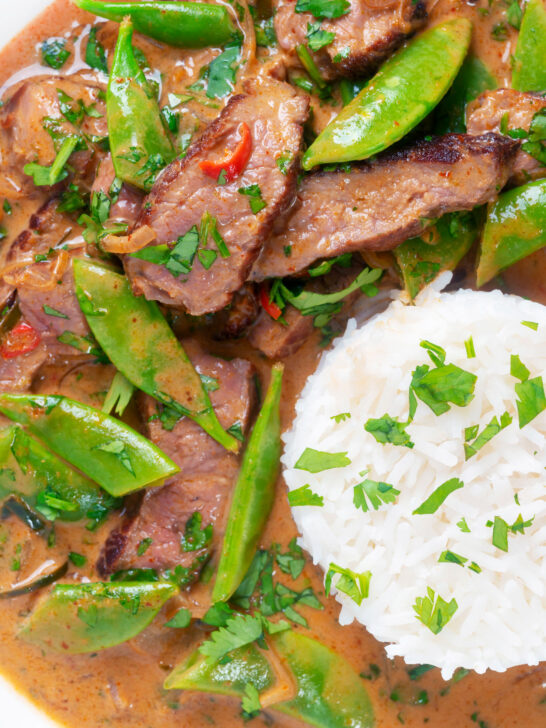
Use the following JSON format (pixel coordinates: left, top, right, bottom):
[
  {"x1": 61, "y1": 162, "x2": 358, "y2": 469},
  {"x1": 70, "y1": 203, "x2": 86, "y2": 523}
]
[
  {"x1": 251, "y1": 133, "x2": 519, "y2": 280},
  {"x1": 466, "y1": 89, "x2": 546, "y2": 186},
  {"x1": 97, "y1": 345, "x2": 255, "y2": 582},
  {"x1": 124, "y1": 78, "x2": 308, "y2": 316},
  {"x1": 274, "y1": 0, "x2": 427, "y2": 80},
  {"x1": 91, "y1": 154, "x2": 143, "y2": 226}
]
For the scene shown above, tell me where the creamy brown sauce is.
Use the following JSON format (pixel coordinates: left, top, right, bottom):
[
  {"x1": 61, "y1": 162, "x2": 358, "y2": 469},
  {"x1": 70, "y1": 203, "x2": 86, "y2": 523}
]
[{"x1": 0, "y1": 1, "x2": 545, "y2": 727}]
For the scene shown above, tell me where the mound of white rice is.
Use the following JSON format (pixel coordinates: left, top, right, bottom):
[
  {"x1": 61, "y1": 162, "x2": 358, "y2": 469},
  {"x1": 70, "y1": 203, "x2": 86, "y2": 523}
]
[{"x1": 283, "y1": 282, "x2": 546, "y2": 678}]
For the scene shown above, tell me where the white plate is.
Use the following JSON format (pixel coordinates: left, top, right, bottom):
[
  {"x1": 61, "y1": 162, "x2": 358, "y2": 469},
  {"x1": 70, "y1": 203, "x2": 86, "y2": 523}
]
[{"x1": 1, "y1": 2, "x2": 64, "y2": 726}]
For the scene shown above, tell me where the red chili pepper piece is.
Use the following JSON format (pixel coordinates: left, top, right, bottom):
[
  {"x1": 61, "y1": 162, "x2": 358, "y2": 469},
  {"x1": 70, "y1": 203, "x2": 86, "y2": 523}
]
[
  {"x1": 259, "y1": 284, "x2": 282, "y2": 321},
  {"x1": 199, "y1": 122, "x2": 252, "y2": 183},
  {"x1": 0, "y1": 321, "x2": 41, "y2": 359}
]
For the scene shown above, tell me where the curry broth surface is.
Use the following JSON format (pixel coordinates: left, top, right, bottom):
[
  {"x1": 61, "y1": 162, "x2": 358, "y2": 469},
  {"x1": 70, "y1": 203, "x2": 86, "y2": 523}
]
[{"x1": 0, "y1": 1, "x2": 545, "y2": 727}]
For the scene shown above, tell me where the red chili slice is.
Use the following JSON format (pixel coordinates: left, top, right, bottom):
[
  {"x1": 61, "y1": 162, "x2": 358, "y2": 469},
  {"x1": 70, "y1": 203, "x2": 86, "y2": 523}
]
[
  {"x1": 259, "y1": 284, "x2": 282, "y2": 321},
  {"x1": 0, "y1": 321, "x2": 41, "y2": 359},
  {"x1": 199, "y1": 122, "x2": 252, "y2": 183}
]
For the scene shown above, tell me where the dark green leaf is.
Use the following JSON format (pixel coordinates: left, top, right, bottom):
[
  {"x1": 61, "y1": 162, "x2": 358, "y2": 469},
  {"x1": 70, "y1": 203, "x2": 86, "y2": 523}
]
[
  {"x1": 85, "y1": 26, "x2": 108, "y2": 73},
  {"x1": 43, "y1": 305, "x2": 68, "y2": 319},
  {"x1": 413, "y1": 478, "x2": 464, "y2": 515},
  {"x1": 206, "y1": 43, "x2": 241, "y2": 99},
  {"x1": 306, "y1": 21, "x2": 335, "y2": 51},
  {"x1": 238, "y1": 184, "x2": 267, "y2": 214},
  {"x1": 364, "y1": 415, "x2": 414, "y2": 448},
  {"x1": 464, "y1": 411, "x2": 512, "y2": 459},
  {"x1": 180, "y1": 512, "x2": 213, "y2": 553},
  {"x1": 411, "y1": 363, "x2": 477, "y2": 416},
  {"x1": 515, "y1": 377, "x2": 546, "y2": 428},
  {"x1": 41, "y1": 38, "x2": 70, "y2": 69}
]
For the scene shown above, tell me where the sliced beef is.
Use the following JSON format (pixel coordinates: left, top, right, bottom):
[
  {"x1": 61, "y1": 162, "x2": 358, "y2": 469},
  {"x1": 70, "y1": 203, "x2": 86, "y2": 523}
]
[
  {"x1": 3, "y1": 200, "x2": 91, "y2": 358},
  {"x1": 466, "y1": 89, "x2": 546, "y2": 186},
  {"x1": 124, "y1": 78, "x2": 309, "y2": 316},
  {"x1": 251, "y1": 133, "x2": 519, "y2": 280},
  {"x1": 274, "y1": 0, "x2": 427, "y2": 80},
  {"x1": 0, "y1": 343, "x2": 49, "y2": 392},
  {"x1": 97, "y1": 346, "x2": 255, "y2": 579},
  {"x1": 91, "y1": 154, "x2": 143, "y2": 226},
  {"x1": 0, "y1": 75, "x2": 107, "y2": 199},
  {"x1": 211, "y1": 283, "x2": 260, "y2": 340}
]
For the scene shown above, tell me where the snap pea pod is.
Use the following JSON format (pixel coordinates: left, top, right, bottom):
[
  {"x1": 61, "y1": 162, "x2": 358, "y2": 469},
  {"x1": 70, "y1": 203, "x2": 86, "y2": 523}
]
[
  {"x1": 74, "y1": 0, "x2": 238, "y2": 48},
  {"x1": 476, "y1": 178, "x2": 546, "y2": 287},
  {"x1": 302, "y1": 18, "x2": 472, "y2": 169},
  {"x1": 19, "y1": 581, "x2": 177, "y2": 653},
  {"x1": 434, "y1": 55, "x2": 497, "y2": 134},
  {"x1": 271, "y1": 632, "x2": 374, "y2": 728},
  {"x1": 395, "y1": 211, "x2": 479, "y2": 300},
  {"x1": 108, "y1": 18, "x2": 174, "y2": 190},
  {"x1": 72, "y1": 259, "x2": 239, "y2": 453},
  {"x1": 0, "y1": 426, "x2": 117, "y2": 523},
  {"x1": 512, "y1": 0, "x2": 546, "y2": 93},
  {"x1": 0, "y1": 394, "x2": 179, "y2": 497},
  {"x1": 212, "y1": 363, "x2": 284, "y2": 604}
]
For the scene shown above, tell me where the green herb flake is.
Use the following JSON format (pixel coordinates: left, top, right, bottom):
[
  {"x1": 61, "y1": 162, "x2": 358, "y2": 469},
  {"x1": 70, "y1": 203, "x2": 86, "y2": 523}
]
[
  {"x1": 198, "y1": 613, "x2": 264, "y2": 662},
  {"x1": 413, "y1": 587, "x2": 458, "y2": 634},
  {"x1": 85, "y1": 26, "x2": 108, "y2": 73},
  {"x1": 413, "y1": 478, "x2": 464, "y2": 515},
  {"x1": 238, "y1": 184, "x2": 267, "y2": 214},
  {"x1": 43, "y1": 304, "x2": 69, "y2": 319},
  {"x1": 41, "y1": 37, "x2": 70, "y2": 69},
  {"x1": 206, "y1": 42, "x2": 242, "y2": 99},
  {"x1": 408, "y1": 664, "x2": 435, "y2": 681},
  {"x1": 275, "y1": 150, "x2": 294, "y2": 175},
  {"x1": 492, "y1": 515, "x2": 509, "y2": 551},
  {"x1": 410, "y1": 361, "x2": 477, "y2": 417},
  {"x1": 180, "y1": 512, "x2": 213, "y2": 553},
  {"x1": 331, "y1": 412, "x2": 351, "y2": 423},
  {"x1": 325, "y1": 563, "x2": 371, "y2": 606},
  {"x1": 457, "y1": 517, "x2": 471, "y2": 533},
  {"x1": 306, "y1": 21, "x2": 336, "y2": 51},
  {"x1": 93, "y1": 439, "x2": 134, "y2": 475},
  {"x1": 464, "y1": 336, "x2": 476, "y2": 358},
  {"x1": 295, "y1": 0, "x2": 350, "y2": 20},
  {"x1": 516, "y1": 380, "x2": 546, "y2": 428},
  {"x1": 294, "y1": 447, "x2": 351, "y2": 472},
  {"x1": 102, "y1": 372, "x2": 134, "y2": 417},
  {"x1": 165, "y1": 607, "x2": 192, "y2": 629},
  {"x1": 438, "y1": 550, "x2": 480, "y2": 573},
  {"x1": 521, "y1": 320, "x2": 538, "y2": 331},
  {"x1": 137, "y1": 537, "x2": 153, "y2": 557},
  {"x1": 24, "y1": 136, "x2": 79, "y2": 187},
  {"x1": 241, "y1": 683, "x2": 262, "y2": 719},
  {"x1": 464, "y1": 411, "x2": 512, "y2": 460},
  {"x1": 288, "y1": 484, "x2": 324, "y2": 507},
  {"x1": 364, "y1": 414, "x2": 414, "y2": 448},
  {"x1": 69, "y1": 551, "x2": 87, "y2": 567},
  {"x1": 353, "y1": 478, "x2": 400, "y2": 513}
]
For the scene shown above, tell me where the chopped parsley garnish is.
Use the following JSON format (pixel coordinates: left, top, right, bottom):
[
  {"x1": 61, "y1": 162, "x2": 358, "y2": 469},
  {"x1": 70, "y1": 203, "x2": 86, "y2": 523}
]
[
  {"x1": 489, "y1": 513, "x2": 534, "y2": 551},
  {"x1": 165, "y1": 607, "x2": 192, "y2": 628},
  {"x1": 306, "y1": 21, "x2": 335, "y2": 51},
  {"x1": 43, "y1": 305, "x2": 68, "y2": 319},
  {"x1": 464, "y1": 336, "x2": 476, "y2": 358},
  {"x1": 68, "y1": 552, "x2": 87, "y2": 567},
  {"x1": 85, "y1": 26, "x2": 108, "y2": 73},
  {"x1": 511, "y1": 354, "x2": 546, "y2": 427},
  {"x1": 364, "y1": 414, "x2": 414, "y2": 448},
  {"x1": 93, "y1": 439, "x2": 134, "y2": 475},
  {"x1": 288, "y1": 484, "x2": 324, "y2": 507},
  {"x1": 24, "y1": 136, "x2": 79, "y2": 187},
  {"x1": 294, "y1": 447, "x2": 351, "y2": 472},
  {"x1": 331, "y1": 412, "x2": 351, "y2": 423},
  {"x1": 438, "y1": 550, "x2": 481, "y2": 573},
  {"x1": 353, "y1": 477, "x2": 400, "y2": 512},
  {"x1": 137, "y1": 538, "x2": 153, "y2": 556},
  {"x1": 241, "y1": 683, "x2": 262, "y2": 720},
  {"x1": 413, "y1": 478, "x2": 464, "y2": 515},
  {"x1": 410, "y1": 362, "x2": 477, "y2": 416},
  {"x1": 408, "y1": 664, "x2": 435, "y2": 681},
  {"x1": 325, "y1": 563, "x2": 371, "y2": 606},
  {"x1": 198, "y1": 613, "x2": 264, "y2": 662},
  {"x1": 275, "y1": 538, "x2": 305, "y2": 580},
  {"x1": 457, "y1": 517, "x2": 471, "y2": 533},
  {"x1": 238, "y1": 184, "x2": 267, "y2": 214},
  {"x1": 41, "y1": 37, "x2": 70, "y2": 69},
  {"x1": 180, "y1": 511, "x2": 213, "y2": 552},
  {"x1": 521, "y1": 320, "x2": 538, "y2": 331},
  {"x1": 206, "y1": 42, "x2": 242, "y2": 99},
  {"x1": 58, "y1": 183, "x2": 88, "y2": 213},
  {"x1": 464, "y1": 411, "x2": 512, "y2": 460},
  {"x1": 275, "y1": 150, "x2": 294, "y2": 175},
  {"x1": 295, "y1": 0, "x2": 350, "y2": 19},
  {"x1": 413, "y1": 587, "x2": 458, "y2": 634},
  {"x1": 227, "y1": 421, "x2": 244, "y2": 442}
]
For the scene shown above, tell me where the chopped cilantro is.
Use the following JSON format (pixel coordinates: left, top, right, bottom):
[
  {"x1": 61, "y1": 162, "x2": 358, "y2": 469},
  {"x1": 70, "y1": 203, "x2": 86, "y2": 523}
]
[
  {"x1": 137, "y1": 537, "x2": 153, "y2": 556},
  {"x1": 511, "y1": 354, "x2": 546, "y2": 427},
  {"x1": 41, "y1": 37, "x2": 70, "y2": 69},
  {"x1": 206, "y1": 42, "x2": 242, "y2": 99},
  {"x1": 410, "y1": 362, "x2": 477, "y2": 416},
  {"x1": 85, "y1": 26, "x2": 108, "y2": 73},
  {"x1": 306, "y1": 21, "x2": 335, "y2": 51},
  {"x1": 43, "y1": 305, "x2": 68, "y2": 319},
  {"x1": 353, "y1": 478, "x2": 400, "y2": 512},
  {"x1": 294, "y1": 447, "x2": 350, "y2": 472},
  {"x1": 331, "y1": 412, "x2": 351, "y2": 423},
  {"x1": 464, "y1": 336, "x2": 476, "y2": 358},
  {"x1": 325, "y1": 563, "x2": 371, "y2": 606},
  {"x1": 333, "y1": 46, "x2": 350, "y2": 63},
  {"x1": 288, "y1": 484, "x2": 324, "y2": 507},
  {"x1": 197, "y1": 248, "x2": 217, "y2": 269},
  {"x1": 295, "y1": 0, "x2": 350, "y2": 19},
  {"x1": 160, "y1": 105, "x2": 180, "y2": 134},
  {"x1": 165, "y1": 607, "x2": 192, "y2": 628},
  {"x1": 521, "y1": 320, "x2": 538, "y2": 331},
  {"x1": 506, "y1": 0, "x2": 523, "y2": 28},
  {"x1": 492, "y1": 515, "x2": 509, "y2": 551},
  {"x1": 408, "y1": 664, "x2": 435, "y2": 681},
  {"x1": 275, "y1": 150, "x2": 294, "y2": 175},
  {"x1": 3, "y1": 200, "x2": 12, "y2": 215},
  {"x1": 24, "y1": 136, "x2": 79, "y2": 187},
  {"x1": 413, "y1": 587, "x2": 458, "y2": 634},
  {"x1": 457, "y1": 517, "x2": 470, "y2": 533},
  {"x1": 202, "y1": 601, "x2": 234, "y2": 627},
  {"x1": 438, "y1": 550, "x2": 480, "y2": 573},
  {"x1": 58, "y1": 183, "x2": 87, "y2": 213},
  {"x1": 275, "y1": 539, "x2": 305, "y2": 580},
  {"x1": 180, "y1": 512, "x2": 213, "y2": 553},
  {"x1": 241, "y1": 683, "x2": 262, "y2": 719},
  {"x1": 464, "y1": 411, "x2": 512, "y2": 460},
  {"x1": 102, "y1": 372, "x2": 134, "y2": 417},
  {"x1": 238, "y1": 184, "x2": 267, "y2": 214},
  {"x1": 413, "y1": 478, "x2": 464, "y2": 515},
  {"x1": 308, "y1": 252, "x2": 352, "y2": 277},
  {"x1": 93, "y1": 439, "x2": 134, "y2": 475},
  {"x1": 198, "y1": 613, "x2": 264, "y2": 662},
  {"x1": 68, "y1": 551, "x2": 87, "y2": 567},
  {"x1": 227, "y1": 421, "x2": 244, "y2": 442},
  {"x1": 364, "y1": 414, "x2": 414, "y2": 448}
]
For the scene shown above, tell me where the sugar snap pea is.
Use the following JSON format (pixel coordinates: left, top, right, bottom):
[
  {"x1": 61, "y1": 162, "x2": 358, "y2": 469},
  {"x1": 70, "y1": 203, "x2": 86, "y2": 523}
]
[
  {"x1": 20, "y1": 581, "x2": 177, "y2": 653},
  {"x1": 512, "y1": 0, "x2": 546, "y2": 93},
  {"x1": 302, "y1": 18, "x2": 472, "y2": 169},
  {"x1": 212, "y1": 364, "x2": 284, "y2": 604},
  {"x1": 107, "y1": 18, "x2": 174, "y2": 190},
  {"x1": 74, "y1": 0, "x2": 238, "y2": 49},
  {"x1": 0, "y1": 394, "x2": 179, "y2": 497},
  {"x1": 476, "y1": 178, "x2": 546, "y2": 287},
  {"x1": 73, "y1": 259, "x2": 239, "y2": 453}
]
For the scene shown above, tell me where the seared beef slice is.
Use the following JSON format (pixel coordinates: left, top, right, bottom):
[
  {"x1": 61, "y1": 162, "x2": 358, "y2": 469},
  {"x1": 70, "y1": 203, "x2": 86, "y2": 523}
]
[
  {"x1": 97, "y1": 349, "x2": 255, "y2": 578},
  {"x1": 466, "y1": 89, "x2": 546, "y2": 185},
  {"x1": 125, "y1": 79, "x2": 308, "y2": 315},
  {"x1": 274, "y1": 0, "x2": 427, "y2": 80},
  {"x1": 251, "y1": 133, "x2": 519, "y2": 279}
]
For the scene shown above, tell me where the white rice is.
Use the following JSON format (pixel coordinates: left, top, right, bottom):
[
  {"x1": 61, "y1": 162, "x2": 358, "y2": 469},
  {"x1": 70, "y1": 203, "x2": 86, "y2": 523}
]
[{"x1": 283, "y1": 281, "x2": 546, "y2": 679}]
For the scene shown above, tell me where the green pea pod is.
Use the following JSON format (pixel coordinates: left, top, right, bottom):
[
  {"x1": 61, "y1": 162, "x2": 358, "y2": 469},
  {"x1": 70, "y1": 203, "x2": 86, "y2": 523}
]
[
  {"x1": 164, "y1": 643, "x2": 276, "y2": 694},
  {"x1": 395, "y1": 211, "x2": 479, "y2": 299},
  {"x1": 302, "y1": 18, "x2": 472, "y2": 169},
  {"x1": 108, "y1": 18, "x2": 174, "y2": 190},
  {"x1": 74, "y1": 0, "x2": 238, "y2": 49},
  {"x1": 512, "y1": 0, "x2": 546, "y2": 93},
  {"x1": 476, "y1": 178, "x2": 546, "y2": 287},
  {"x1": 212, "y1": 364, "x2": 283, "y2": 604},
  {"x1": 72, "y1": 259, "x2": 239, "y2": 453},
  {"x1": 434, "y1": 55, "x2": 497, "y2": 134},
  {"x1": 270, "y1": 631, "x2": 374, "y2": 728},
  {"x1": 0, "y1": 426, "x2": 117, "y2": 522},
  {"x1": 0, "y1": 394, "x2": 179, "y2": 497},
  {"x1": 19, "y1": 581, "x2": 177, "y2": 653}
]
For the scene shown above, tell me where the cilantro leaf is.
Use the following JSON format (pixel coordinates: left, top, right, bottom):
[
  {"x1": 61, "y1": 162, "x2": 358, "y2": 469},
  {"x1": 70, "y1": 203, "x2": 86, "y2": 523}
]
[
  {"x1": 411, "y1": 363, "x2": 477, "y2": 416},
  {"x1": 165, "y1": 607, "x2": 192, "y2": 628},
  {"x1": 41, "y1": 37, "x2": 70, "y2": 69},
  {"x1": 413, "y1": 588, "x2": 458, "y2": 634},
  {"x1": 521, "y1": 320, "x2": 538, "y2": 331},
  {"x1": 85, "y1": 26, "x2": 108, "y2": 73},
  {"x1": 93, "y1": 439, "x2": 134, "y2": 475},
  {"x1": 275, "y1": 150, "x2": 294, "y2": 175},
  {"x1": 295, "y1": 0, "x2": 350, "y2": 20},
  {"x1": 438, "y1": 550, "x2": 480, "y2": 572},
  {"x1": 325, "y1": 563, "x2": 371, "y2": 606},
  {"x1": 202, "y1": 602, "x2": 234, "y2": 627},
  {"x1": 456, "y1": 517, "x2": 470, "y2": 533},
  {"x1": 24, "y1": 136, "x2": 79, "y2": 187},
  {"x1": 510, "y1": 353, "x2": 530, "y2": 382},
  {"x1": 180, "y1": 511, "x2": 213, "y2": 552},
  {"x1": 137, "y1": 537, "x2": 153, "y2": 556},
  {"x1": 413, "y1": 478, "x2": 464, "y2": 515},
  {"x1": 241, "y1": 683, "x2": 262, "y2": 719},
  {"x1": 331, "y1": 412, "x2": 351, "y2": 423},
  {"x1": 515, "y1": 377, "x2": 546, "y2": 428},
  {"x1": 43, "y1": 304, "x2": 68, "y2": 319},
  {"x1": 276, "y1": 539, "x2": 306, "y2": 579},
  {"x1": 238, "y1": 184, "x2": 267, "y2": 214},
  {"x1": 464, "y1": 411, "x2": 512, "y2": 460},
  {"x1": 306, "y1": 21, "x2": 335, "y2": 51},
  {"x1": 288, "y1": 483, "x2": 324, "y2": 506},
  {"x1": 364, "y1": 414, "x2": 414, "y2": 448},
  {"x1": 294, "y1": 447, "x2": 351, "y2": 472},
  {"x1": 353, "y1": 478, "x2": 400, "y2": 513},
  {"x1": 198, "y1": 613, "x2": 264, "y2": 662},
  {"x1": 465, "y1": 336, "x2": 476, "y2": 358},
  {"x1": 492, "y1": 515, "x2": 509, "y2": 551},
  {"x1": 206, "y1": 43, "x2": 241, "y2": 99},
  {"x1": 102, "y1": 372, "x2": 134, "y2": 417}
]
